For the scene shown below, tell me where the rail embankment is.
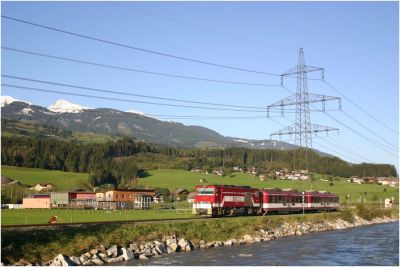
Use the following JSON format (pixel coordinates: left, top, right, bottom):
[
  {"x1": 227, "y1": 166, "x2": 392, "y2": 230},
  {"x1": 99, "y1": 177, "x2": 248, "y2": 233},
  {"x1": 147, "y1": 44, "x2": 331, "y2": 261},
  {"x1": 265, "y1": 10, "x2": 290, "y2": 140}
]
[{"x1": 2, "y1": 206, "x2": 398, "y2": 266}]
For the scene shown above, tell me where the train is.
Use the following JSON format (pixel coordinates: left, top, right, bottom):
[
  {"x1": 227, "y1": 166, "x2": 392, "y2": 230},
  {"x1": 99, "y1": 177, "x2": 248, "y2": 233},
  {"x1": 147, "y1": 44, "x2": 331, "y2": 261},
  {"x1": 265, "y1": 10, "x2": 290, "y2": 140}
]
[{"x1": 192, "y1": 184, "x2": 339, "y2": 216}]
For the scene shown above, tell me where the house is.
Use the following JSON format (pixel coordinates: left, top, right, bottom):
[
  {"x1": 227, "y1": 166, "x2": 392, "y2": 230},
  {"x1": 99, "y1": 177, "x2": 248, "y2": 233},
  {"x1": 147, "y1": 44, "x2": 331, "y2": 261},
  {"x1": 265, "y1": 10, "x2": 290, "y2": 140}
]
[
  {"x1": 153, "y1": 194, "x2": 164, "y2": 203},
  {"x1": 29, "y1": 183, "x2": 54, "y2": 191},
  {"x1": 4, "y1": 204, "x2": 23, "y2": 209},
  {"x1": 362, "y1": 177, "x2": 378, "y2": 184},
  {"x1": 377, "y1": 177, "x2": 399, "y2": 187},
  {"x1": 97, "y1": 189, "x2": 155, "y2": 210},
  {"x1": 23, "y1": 195, "x2": 50, "y2": 209},
  {"x1": 212, "y1": 170, "x2": 224, "y2": 176},
  {"x1": 233, "y1": 166, "x2": 242, "y2": 172},
  {"x1": 69, "y1": 192, "x2": 97, "y2": 208},
  {"x1": 50, "y1": 192, "x2": 69, "y2": 208},
  {"x1": 248, "y1": 167, "x2": 258, "y2": 175},
  {"x1": 173, "y1": 188, "x2": 190, "y2": 201}
]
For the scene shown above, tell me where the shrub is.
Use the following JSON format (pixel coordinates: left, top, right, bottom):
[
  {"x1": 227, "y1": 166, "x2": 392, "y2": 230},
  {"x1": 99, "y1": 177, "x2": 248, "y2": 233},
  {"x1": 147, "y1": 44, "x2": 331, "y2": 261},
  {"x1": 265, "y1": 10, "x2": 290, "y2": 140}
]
[
  {"x1": 355, "y1": 204, "x2": 392, "y2": 221},
  {"x1": 339, "y1": 208, "x2": 355, "y2": 223}
]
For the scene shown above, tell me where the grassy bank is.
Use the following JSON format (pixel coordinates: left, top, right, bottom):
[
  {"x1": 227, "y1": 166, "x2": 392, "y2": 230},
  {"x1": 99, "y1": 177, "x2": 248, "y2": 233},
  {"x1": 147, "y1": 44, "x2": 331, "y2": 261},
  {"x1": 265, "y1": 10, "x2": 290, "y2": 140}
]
[{"x1": 1, "y1": 207, "x2": 397, "y2": 264}]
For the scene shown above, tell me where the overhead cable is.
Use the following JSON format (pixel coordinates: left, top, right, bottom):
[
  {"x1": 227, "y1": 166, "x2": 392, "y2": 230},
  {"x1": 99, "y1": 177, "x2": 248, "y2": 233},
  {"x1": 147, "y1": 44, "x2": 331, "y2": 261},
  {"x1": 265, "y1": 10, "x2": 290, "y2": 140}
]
[
  {"x1": 2, "y1": 15, "x2": 286, "y2": 77},
  {"x1": 2, "y1": 74, "x2": 270, "y2": 110},
  {"x1": 2, "y1": 47, "x2": 280, "y2": 88},
  {"x1": 324, "y1": 80, "x2": 399, "y2": 135},
  {"x1": 2, "y1": 83, "x2": 274, "y2": 113}
]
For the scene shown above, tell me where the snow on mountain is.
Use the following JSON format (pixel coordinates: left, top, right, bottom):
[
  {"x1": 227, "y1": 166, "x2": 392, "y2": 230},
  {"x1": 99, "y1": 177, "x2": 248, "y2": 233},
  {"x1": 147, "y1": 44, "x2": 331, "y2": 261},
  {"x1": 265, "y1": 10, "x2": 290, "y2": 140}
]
[
  {"x1": 21, "y1": 108, "x2": 33, "y2": 115},
  {"x1": 125, "y1": 109, "x2": 146, "y2": 116},
  {"x1": 1, "y1": 95, "x2": 31, "y2": 107},
  {"x1": 234, "y1": 139, "x2": 249, "y2": 143},
  {"x1": 48, "y1": 99, "x2": 90, "y2": 113}
]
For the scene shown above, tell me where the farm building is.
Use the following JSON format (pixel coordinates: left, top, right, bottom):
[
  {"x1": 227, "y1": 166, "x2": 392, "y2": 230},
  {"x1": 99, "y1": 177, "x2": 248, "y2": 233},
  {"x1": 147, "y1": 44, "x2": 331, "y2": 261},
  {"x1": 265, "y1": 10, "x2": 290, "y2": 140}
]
[
  {"x1": 69, "y1": 192, "x2": 96, "y2": 208},
  {"x1": 50, "y1": 192, "x2": 69, "y2": 207},
  {"x1": 23, "y1": 196, "x2": 50, "y2": 209},
  {"x1": 29, "y1": 183, "x2": 54, "y2": 191},
  {"x1": 96, "y1": 189, "x2": 155, "y2": 210}
]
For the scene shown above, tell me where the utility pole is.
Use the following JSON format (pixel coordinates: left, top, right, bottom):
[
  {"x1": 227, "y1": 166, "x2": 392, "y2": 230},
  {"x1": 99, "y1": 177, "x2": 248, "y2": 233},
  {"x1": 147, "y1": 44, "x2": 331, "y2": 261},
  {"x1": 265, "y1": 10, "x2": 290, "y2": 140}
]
[{"x1": 267, "y1": 48, "x2": 341, "y2": 171}]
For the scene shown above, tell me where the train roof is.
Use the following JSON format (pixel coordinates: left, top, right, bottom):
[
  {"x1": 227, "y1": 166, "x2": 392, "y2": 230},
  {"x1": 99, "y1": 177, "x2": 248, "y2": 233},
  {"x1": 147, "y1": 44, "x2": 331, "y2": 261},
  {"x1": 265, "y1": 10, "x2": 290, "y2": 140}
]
[{"x1": 196, "y1": 184, "x2": 252, "y2": 189}]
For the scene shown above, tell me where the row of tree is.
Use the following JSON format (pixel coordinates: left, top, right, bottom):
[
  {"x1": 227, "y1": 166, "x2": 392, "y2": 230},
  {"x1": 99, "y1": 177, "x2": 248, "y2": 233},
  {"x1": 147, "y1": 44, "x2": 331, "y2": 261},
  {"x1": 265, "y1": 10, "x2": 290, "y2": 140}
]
[{"x1": 1, "y1": 136, "x2": 397, "y2": 187}]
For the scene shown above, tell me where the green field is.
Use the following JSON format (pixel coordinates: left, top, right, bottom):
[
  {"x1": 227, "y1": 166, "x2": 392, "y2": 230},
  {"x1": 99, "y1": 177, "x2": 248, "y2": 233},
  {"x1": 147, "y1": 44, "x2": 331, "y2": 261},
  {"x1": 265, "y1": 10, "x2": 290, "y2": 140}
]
[
  {"x1": 139, "y1": 169, "x2": 398, "y2": 203},
  {"x1": 1, "y1": 208, "x2": 194, "y2": 225},
  {"x1": 1, "y1": 166, "x2": 398, "y2": 204},
  {"x1": 1, "y1": 166, "x2": 90, "y2": 191}
]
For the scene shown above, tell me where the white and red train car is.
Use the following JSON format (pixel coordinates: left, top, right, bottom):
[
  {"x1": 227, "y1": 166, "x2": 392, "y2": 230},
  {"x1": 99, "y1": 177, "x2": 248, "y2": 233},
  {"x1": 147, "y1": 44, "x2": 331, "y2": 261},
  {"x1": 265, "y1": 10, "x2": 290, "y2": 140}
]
[
  {"x1": 192, "y1": 184, "x2": 261, "y2": 216},
  {"x1": 193, "y1": 184, "x2": 339, "y2": 216},
  {"x1": 262, "y1": 190, "x2": 339, "y2": 213}
]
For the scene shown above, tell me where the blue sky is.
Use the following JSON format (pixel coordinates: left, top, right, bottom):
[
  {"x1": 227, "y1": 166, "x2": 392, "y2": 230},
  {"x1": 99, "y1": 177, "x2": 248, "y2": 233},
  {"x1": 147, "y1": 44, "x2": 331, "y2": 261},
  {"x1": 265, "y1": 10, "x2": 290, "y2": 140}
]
[{"x1": 1, "y1": 1, "x2": 399, "y2": 171}]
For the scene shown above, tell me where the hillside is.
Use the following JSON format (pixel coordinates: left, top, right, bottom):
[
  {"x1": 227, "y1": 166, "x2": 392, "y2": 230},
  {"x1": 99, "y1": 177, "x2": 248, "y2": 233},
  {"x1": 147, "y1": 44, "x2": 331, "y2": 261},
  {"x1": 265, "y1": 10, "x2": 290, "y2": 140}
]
[
  {"x1": 1, "y1": 166, "x2": 91, "y2": 191},
  {"x1": 1, "y1": 99, "x2": 297, "y2": 150}
]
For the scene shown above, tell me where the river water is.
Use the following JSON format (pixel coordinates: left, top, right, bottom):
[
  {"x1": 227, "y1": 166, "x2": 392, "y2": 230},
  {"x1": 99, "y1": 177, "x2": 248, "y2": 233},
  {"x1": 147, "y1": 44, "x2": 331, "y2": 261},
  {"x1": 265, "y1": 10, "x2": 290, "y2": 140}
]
[{"x1": 118, "y1": 222, "x2": 399, "y2": 266}]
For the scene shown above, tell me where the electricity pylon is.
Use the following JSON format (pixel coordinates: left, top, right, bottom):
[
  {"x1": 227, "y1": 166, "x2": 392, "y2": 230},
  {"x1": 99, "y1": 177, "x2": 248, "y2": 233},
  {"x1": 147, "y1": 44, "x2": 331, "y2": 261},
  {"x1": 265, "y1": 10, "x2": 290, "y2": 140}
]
[{"x1": 267, "y1": 48, "x2": 341, "y2": 170}]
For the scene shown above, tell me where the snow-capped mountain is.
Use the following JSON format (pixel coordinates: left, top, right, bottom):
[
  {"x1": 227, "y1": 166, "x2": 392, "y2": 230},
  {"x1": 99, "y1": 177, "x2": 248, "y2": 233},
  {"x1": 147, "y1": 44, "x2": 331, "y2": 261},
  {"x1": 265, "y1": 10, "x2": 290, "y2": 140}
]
[
  {"x1": 1, "y1": 95, "x2": 31, "y2": 107},
  {"x1": 48, "y1": 99, "x2": 91, "y2": 113},
  {"x1": 1, "y1": 96, "x2": 304, "y2": 152}
]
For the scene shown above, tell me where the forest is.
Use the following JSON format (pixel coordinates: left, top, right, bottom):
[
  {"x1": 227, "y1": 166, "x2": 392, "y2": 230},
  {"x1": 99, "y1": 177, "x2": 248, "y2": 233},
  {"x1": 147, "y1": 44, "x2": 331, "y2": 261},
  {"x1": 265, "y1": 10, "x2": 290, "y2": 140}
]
[{"x1": 1, "y1": 136, "x2": 397, "y2": 187}]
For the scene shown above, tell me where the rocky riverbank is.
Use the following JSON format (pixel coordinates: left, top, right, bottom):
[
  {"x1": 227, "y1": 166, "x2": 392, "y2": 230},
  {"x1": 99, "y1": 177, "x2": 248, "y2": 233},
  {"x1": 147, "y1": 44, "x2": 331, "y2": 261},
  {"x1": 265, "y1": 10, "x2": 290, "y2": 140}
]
[{"x1": 11, "y1": 215, "x2": 398, "y2": 266}]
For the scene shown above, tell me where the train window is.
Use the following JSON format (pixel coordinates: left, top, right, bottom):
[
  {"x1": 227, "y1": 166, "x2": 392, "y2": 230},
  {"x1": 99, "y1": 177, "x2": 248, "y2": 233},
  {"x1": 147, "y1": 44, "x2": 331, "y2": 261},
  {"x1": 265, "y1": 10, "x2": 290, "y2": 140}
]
[{"x1": 197, "y1": 188, "x2": 215, "y2": 195}]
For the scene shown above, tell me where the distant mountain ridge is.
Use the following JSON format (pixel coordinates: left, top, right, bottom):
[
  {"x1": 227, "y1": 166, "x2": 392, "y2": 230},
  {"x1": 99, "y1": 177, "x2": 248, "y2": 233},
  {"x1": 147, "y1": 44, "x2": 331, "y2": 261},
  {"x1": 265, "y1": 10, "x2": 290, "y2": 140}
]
[{"x1": 1, "y1": 96, "x2": 305, "y2": 151}]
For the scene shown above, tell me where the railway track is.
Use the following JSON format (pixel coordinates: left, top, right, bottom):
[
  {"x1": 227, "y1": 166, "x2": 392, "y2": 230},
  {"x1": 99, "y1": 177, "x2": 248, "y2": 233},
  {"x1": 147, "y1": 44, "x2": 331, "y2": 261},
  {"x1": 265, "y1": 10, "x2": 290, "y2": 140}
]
[{"x1": 1, "y1": 216, "x2": 213, "y2": 231}]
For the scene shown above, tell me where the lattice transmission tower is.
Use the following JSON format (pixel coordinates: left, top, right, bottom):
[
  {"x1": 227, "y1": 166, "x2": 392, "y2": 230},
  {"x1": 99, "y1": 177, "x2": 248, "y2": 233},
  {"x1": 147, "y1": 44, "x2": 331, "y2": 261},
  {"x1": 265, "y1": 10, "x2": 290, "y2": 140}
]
[{"x1": 267, "y1": 48, "x2": 341, "y2": 170}]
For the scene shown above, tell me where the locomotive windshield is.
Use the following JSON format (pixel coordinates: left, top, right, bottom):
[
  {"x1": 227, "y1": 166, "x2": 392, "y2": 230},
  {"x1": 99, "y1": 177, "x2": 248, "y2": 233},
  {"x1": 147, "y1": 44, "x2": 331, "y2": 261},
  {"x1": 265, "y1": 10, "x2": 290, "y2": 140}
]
[{"x1": 197, "y1": 188, "x2": 215, "y2": 195}]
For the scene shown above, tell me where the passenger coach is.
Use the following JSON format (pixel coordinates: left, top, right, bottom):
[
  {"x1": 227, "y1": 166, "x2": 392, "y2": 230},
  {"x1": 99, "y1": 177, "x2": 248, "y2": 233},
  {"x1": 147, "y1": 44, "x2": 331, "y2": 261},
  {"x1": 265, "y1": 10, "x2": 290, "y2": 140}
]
[{"x1": 193, "y1": 184, "x2": 339, "y2": 217}]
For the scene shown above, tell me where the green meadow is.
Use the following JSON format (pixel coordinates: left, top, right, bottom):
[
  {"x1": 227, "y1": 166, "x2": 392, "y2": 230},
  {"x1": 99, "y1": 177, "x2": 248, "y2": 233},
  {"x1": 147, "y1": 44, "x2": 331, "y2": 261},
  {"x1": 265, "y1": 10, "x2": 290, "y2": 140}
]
[
  {"x1": 1, "y1": 165, "x2": 91, "y2": 191},
  {"x1": 140, "y1": 169, "x2": 398, "y2": 203},
  {"x1": 1, "y1": 165, "x2": 397, "y2": 204}
]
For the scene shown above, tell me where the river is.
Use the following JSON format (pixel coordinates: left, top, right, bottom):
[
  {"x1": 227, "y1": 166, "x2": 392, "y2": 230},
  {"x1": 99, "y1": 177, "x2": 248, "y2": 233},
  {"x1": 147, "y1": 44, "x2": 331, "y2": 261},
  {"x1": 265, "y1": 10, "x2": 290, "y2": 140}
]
[{"x1": 117, "y1": 222, "x2": 399, "y2": 266}]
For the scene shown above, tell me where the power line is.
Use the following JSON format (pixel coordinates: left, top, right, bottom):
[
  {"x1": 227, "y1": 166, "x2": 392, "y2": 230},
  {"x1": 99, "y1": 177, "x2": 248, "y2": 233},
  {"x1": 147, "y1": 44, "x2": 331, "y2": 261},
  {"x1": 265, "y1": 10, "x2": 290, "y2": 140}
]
[
  {"x1": 281, "y1": 85, "x2": 398, "y2": 158},
  {"x1": 323, "y1": 80, "x2": 399, "y2": 135},
  {"x1": 322, "y1": 112, "x2": 398, "y2": 158},
  {"x1": 278, "y1": 115, "x2": 366, "y2": 163},
  {"x1": 315, "y1": 136, "x2": 374, "y2": 163},
  {"x1": 1, "y1": 74, "x2": 327, "y2": 114},
  {"x1": 341, "y1": 110, "x2": 398, "y2": 151},
  {"x1": 111, "y1": 2, "x2": 294, "y2": 51},
  {"x1": 2, "y1": 83, "x2": 276, "y2": 113},
  {"x1": 2, "y1": 47, "x2": 280, "y2": 88},
  {"x1": 281, "y1": 115, "x2": 397, "y2": 161},
  {"x1": 312, "y1": 139, "x2": 361, "y2": 164},
  {"x1": 2, "y1": 15, "x2": 289, "y2": 78},
  {"x1": 2, "y1": 74, "x2": 271, "y2": 110}
]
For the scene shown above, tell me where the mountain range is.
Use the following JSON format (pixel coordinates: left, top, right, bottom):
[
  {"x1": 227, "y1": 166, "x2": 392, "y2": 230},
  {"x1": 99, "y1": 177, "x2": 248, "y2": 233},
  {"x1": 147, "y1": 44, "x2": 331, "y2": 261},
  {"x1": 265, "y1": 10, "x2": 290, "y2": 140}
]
[{"x1": 1, "y1": 96, "x2": 302, "y2": 150}]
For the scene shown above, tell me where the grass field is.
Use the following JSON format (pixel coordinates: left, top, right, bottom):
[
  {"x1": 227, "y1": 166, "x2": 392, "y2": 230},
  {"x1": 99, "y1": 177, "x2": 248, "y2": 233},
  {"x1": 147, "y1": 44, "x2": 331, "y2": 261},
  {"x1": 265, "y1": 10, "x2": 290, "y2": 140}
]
[
  {"x1": 1, "y1": 166, "x2": 398, "y2": 204},
  {"x1": 140, "y1": 169, "x2": 399, "y2": 203},
  {"x1": 1, "y1": 208, "x2": 195, "y2": 225},
  {"x1": 1, "y1": 166, "x2": 91, "y2": 191}
]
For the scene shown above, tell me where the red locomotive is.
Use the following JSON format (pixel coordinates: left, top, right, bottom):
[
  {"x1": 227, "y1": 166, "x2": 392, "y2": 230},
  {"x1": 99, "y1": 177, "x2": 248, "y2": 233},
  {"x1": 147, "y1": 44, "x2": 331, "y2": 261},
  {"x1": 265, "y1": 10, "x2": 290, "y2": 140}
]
[{"x1": 193, "y1": 184, "x2": 339, "y2": 216}]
